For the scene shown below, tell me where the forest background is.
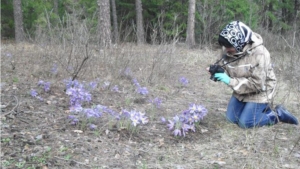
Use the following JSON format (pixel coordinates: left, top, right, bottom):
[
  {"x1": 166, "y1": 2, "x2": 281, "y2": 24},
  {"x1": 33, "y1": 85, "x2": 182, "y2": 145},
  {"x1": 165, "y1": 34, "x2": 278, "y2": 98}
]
[{"x1": 2, "y1": 0, "x2": 299, "y2": 46}]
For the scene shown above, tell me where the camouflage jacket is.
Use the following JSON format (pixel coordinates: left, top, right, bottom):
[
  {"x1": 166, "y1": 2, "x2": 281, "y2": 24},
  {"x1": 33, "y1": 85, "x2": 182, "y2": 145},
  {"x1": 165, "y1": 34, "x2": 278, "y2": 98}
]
[{"x1": 220, "y1": 32, "x2": 277, "y2": 103}]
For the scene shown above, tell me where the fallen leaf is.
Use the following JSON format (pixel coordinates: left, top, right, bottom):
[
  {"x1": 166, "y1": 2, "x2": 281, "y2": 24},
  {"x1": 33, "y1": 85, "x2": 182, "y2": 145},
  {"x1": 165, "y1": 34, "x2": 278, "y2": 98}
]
[
  {"x1": 201, "y1": 129, "x2": 208, "y2": 133},
  {"x1": 282, "y1": 164, "x2": 292, "y2": 168},
  {"x1": 73, "y1": 130, "x2": 83, "y2": 133},
  {"x1": 278, "y1": 136, "x2": 288, "y2": 140},
  {"x1": 158, "y1": 138, "x2": 164, "y2": 147},
  {"x1": 27, "y1": 105, "x2": 34, "y2": 110},
  {"x1": 294, "y1": 153, "x2": 300, "y2": 158},
  {"x1": 105, "y1": 129, "x2": 110, "y2": 135},
  {"x1": 23, "y1": 144, "x2": 30, "y2": 151},
  {"x1": 217, "y1": 108, "x2": 227, "y2": 112},
  {"x1": 35, "y1": 135, "x2": 43, "y2": 140},
  {"x1": 239, "y1": 149, "x2": 249, "y2": 156},
  {"x1": 115, "y1": 153, "x2": 120, "y2": 159},
  {"x1": 0, "y1": 105, "x2": 8, "y2": 108},
  {"x1": 211, "y1": 160, "x2": 226, "y2": 165}
]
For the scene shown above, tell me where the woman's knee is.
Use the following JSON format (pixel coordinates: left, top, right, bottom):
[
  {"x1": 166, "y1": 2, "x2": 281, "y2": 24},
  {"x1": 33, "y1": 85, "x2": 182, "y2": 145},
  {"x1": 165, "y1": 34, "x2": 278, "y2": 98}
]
[{"x1": 226, "y1": 112, "x2": 238, "y2": 124}]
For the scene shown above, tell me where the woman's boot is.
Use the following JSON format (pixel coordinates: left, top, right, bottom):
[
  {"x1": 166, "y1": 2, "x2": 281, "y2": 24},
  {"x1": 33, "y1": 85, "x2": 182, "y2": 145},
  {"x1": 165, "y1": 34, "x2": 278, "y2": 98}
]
[{"x1": 275, "y1": 105, "x2": 299, "y2": 125}]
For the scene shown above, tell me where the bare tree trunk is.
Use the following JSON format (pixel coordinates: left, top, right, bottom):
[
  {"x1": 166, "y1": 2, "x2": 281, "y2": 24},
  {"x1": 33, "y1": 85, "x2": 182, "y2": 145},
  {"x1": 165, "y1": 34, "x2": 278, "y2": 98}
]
[
  {"x1": 294, "y1": 0, "x2": 299, "y2": 31},
  {"x1": 111, "y1": 0, "x2": 119, "y2": 44},
  {"x1": 135, "y1": 0, "x2": 145, "y2": 45},
  {"x1": 186, "y1": 0, "x2": 196, "y2": 48},
  {"x1": 98, "y1": 0, "x2": 111, "y2": 48},
  {"x1": 13, "y1": 0, "x2": 24, "y2": 43},
  {"x1": 268, "y1": 2, "x2": 273, "y2": 31},
  {"x1": 281, "y1": 0, "x2": 287, "y2": 34}
]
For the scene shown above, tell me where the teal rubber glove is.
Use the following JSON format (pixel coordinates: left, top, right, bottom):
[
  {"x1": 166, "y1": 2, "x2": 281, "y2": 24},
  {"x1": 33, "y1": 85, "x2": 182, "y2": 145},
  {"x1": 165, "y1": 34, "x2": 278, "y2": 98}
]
[{"x1": 214, "y1": 73, "x2": 230, "y2": 85}]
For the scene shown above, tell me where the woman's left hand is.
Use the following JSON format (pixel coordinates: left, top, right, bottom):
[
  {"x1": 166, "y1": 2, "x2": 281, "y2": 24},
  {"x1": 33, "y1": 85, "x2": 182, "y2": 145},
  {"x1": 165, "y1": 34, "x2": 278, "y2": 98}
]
[{"x1": 214, "y1": 73, "x2": 230, "y2": 85}]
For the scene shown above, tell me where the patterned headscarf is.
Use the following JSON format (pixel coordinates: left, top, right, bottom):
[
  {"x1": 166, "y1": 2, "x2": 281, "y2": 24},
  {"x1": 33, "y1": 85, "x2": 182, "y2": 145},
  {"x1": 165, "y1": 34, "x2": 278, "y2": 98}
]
[{"x1": 219, "y1": 21, "x2": 253, "y2": 52}]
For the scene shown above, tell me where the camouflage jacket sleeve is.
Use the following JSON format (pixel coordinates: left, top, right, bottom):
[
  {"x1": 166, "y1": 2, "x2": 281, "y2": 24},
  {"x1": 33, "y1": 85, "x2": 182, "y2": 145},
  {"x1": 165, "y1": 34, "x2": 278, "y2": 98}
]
[{"x1": 226, "y1": 52, "x2": 270, "y2": 95}]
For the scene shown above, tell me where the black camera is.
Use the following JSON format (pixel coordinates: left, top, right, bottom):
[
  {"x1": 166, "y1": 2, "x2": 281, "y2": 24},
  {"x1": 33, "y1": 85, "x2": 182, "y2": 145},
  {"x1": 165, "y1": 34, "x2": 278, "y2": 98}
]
[{"x1": 209, "y1": 64, "x2": 225, "y2": 81}]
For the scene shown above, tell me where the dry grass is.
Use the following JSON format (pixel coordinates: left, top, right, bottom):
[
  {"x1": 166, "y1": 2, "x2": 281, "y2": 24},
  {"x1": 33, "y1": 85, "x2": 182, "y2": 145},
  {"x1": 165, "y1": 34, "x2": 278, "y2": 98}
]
[{"x1": 1, "y1": 41, "x2": 300, "y2": 169}]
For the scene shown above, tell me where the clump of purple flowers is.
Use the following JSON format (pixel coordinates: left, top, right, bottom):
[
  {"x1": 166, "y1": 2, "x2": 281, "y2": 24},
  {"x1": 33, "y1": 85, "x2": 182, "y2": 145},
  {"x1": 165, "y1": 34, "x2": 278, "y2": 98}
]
[
  {"x1": 64, "y1": 79, "x2": 98, "y2": 112},
  {"x1": 29, "y1": 80, "x2": 51, "y2": 101},
  {"x1": 65, "y1": 83, "x2": 91, "y2": 112},
  {"x1": 165, "y1": 104, "x2": 208, "y2": 137},
  {"x1": 67, "y1": 115, "x2": 79, "y2": 125},
  {"x1": 82, "y1": 105, "x2": 105, "y2": 118},
  {"x1": 150, "y1": 97, "x2": 162, "y2": 108},
  {"x1": 120, "y1": 109, "x2": 149, "y2": 127},
  {"x1": 64, "y1": 79, "x2": 121, "y2": 127},
  {"x1": 38, "y1": 80, "x2": 51, "y2": 92},
  {"x1": 132, "y1": 78, "x2": 148, "y2": 95},
  {"x1": 30, "y1": 89, "x2": 43, "y2": 101},
  {"x1": 111, "y1": 85, "x2": 119, "y2": 92}
]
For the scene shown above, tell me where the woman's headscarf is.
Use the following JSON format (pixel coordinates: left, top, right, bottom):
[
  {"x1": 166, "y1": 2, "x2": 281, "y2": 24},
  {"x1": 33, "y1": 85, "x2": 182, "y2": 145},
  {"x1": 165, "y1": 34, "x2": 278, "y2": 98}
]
[{"x1": 219, "y1": 21, "x2": 253, "y2": 52}]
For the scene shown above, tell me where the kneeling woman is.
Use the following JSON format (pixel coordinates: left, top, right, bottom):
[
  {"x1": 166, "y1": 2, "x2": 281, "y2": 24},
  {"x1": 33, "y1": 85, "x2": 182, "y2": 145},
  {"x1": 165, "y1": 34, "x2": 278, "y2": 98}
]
[{"x1": 209, "y1": 21, "x2": 298, "y2": 128}]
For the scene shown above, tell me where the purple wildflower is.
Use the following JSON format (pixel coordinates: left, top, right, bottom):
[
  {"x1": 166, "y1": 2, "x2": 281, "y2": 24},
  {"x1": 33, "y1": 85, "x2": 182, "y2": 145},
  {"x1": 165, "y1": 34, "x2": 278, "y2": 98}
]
[
  {"x1": 111, "y1": 85, "x2": 119, "y2": 92},
  {"x1": 181, "y1": 123, "x2": 192, "y2": 136},
  {"x1": 70, "y1": 104, "x2": 83, "y2": 112},
  {"x1": 173, "y1": 129, "x2": 182, "y2": 137},
  {"x1": 121, "y1": 109, "x2": 149, "y2": 127},
  {"x1": 161, "y1": 117, "x2": 166, "y2": 123},
  {"x1": 68, "y1": 115, "x2": 76, "y2": 120},
  {"x1": 166, "y1": 104, "x2": 208, "y2": 137},
  {"x1": 51, "y1": 64, "x2": 58, "y2": 74},
  {"x1": 6, "y1": 53, "x2": 12, "y2": 58},
  {"x1": 38, "y1": 80, "x2": 44, "y2": 86},
  {"x1": 132, "y1": 78, "x2": 140, "y2": 87},
  {"x1": 179, "y1": 77, "x2": 189, "y2": 86},
  {"x1": 137, "y1": 87, "x2": 148, "y2": 95},
  {"x1": 102, "y1": 81, "x2": 110, "y2": 89},
  {"x1": 30, "y1": 89, "x2": 38, "y2": 97},
  {"x1": 131, "y1": 116, "x2": 140, "y2": 126},
  {"x1": 89, "y1": 124, "x2": 97, "y2": 130},
  {"x1": 89, "y1": 81, "x2": 97, "y2": 89},
  {"x1": 44, "y1": 82, "x2": 51, "y2": 92},
  {"x1": 70, "y1": 118, "x2": 79, "y2": 125},
  {"x1": 151, "y1": 97, "x2": 162, "y2": 108},
  {"x1": 36, "y1": 96, "x2": 44, "y2": 101},
  {"x1": 124, "y1": 67, "x2": 131, "y2": 76},
  {"x1": 64, "y1": 79, "x2": 80, "y2": 89},
  {"x1": 37, "y1": 80, "x2": 51, "y2": 92},
  {"x1": 167, "y1": 120, "x2": 175, "y2": 130}
]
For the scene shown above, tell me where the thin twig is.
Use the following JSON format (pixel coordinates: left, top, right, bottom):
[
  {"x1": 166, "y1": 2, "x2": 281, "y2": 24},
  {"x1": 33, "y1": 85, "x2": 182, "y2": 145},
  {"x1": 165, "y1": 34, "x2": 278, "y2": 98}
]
[
  {"x1": 290, "y1": 136, "x2": 300, "y2": 155},
  {"x1": 0, "y1": 95, "x2": 19, "y2": 118},
  {"x1": 72, "y1": 43, "x2": 89, "y2": 81}
]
